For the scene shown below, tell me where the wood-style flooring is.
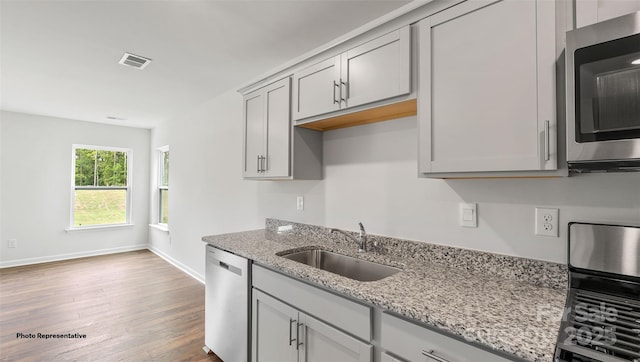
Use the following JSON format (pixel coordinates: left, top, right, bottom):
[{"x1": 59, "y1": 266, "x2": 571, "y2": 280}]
[{"x1": 0, "y1": 250, "x2": 223, "y2": 361}]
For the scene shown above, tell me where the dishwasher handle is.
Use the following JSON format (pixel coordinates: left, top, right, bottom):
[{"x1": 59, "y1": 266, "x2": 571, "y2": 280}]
[{"x1": 207, "y1": 248, "x2": 246, "y2": 277}]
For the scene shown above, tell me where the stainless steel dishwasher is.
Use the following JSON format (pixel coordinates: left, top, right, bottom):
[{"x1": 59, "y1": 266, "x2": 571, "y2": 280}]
[{"x1": 204, "y1": 244, "x2": 250, "y2": 361}]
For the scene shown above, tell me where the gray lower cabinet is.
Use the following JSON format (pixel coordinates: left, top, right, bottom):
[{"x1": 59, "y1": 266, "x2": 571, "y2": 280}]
[
  {"x1": 252, "y1": 290, "x2": 372, "y2": 362},
  {"x1": 252, "y1": 290, "x2": 298, "y2": 362},
  {"x1": 381, "y1": 313, "x2": 513, "y2": 362},
  {"x1": 251, "y1": 265, "x2": 372, "y2": 362}
]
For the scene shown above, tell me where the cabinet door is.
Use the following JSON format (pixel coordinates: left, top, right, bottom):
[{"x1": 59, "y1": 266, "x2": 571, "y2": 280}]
[
  {"x1": 252, "y1": 289, "x2": 298, "y2": 362},
  {"x1": 381, "y1": 313, "x2": 512, "y2": 362},
  {"x1": 342, "y1": 26, "x2": 411, "y2": 109},
  {"x1": 418, "y1": 0, "x2": 556, "y2": 173},
  {"x1": 381, "y1": 353, "x2": 404, "y2": 362},
  {"x1": 292, "y1": 56, "x2": 341, "y2": 120},
  {"x1": 299, "y1": 313, "x2": 372, "y2": 362},
  {"x1": 264, "y1": 78, "x2": 291, "y2": 178},
  {"x1": 243, "y1": 90, "x2": 265, "y2": 178},
  {"x1": 576, "y1": 0, "x2": 640, "y2": 28}
]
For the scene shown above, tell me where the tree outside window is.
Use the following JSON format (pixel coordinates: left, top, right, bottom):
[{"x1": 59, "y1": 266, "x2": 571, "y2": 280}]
[
  {"x1": 72, "y1": 145, "x2": 132, "y2": 227},
  {"x1": 159, "y1": 147, "x2": 169, "y2": 225}
]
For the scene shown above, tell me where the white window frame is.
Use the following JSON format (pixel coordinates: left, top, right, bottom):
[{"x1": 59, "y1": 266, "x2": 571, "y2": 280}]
[
  {"x1": 158, "y1": 145, "x2": 169, "y2": 226},
  {"x1": 69, "y1": 144, "x2": 133, "y2": 230}
]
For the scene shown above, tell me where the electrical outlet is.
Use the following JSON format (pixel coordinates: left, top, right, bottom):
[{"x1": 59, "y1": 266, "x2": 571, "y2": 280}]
[
  {"x1": 535, "y1": 208, "x2": 558, "y2": 237},
  {"x1": 8, "y1": 239, "x2": 17, "y2": 248},
  {"x1": 296, "y1": 196, "x2": 304, "y2": 211}
]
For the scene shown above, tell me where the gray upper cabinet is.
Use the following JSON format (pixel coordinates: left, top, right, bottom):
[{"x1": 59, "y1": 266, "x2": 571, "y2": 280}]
[
  {"x1": 576, "y1": 0, "x2": 640, "y2": 28},
  {"x1": 292, "y1": 57, "x2": 341, "y2": 121},
  {"x1": 293, "y1": 26, "x2": 411, "y2": 122},
  {"x1": 243, "y1": 77, "x2": 322, "y2": 180},
  {"x1": 418, "y1": 0, "x2": 558, "y2": 176}
]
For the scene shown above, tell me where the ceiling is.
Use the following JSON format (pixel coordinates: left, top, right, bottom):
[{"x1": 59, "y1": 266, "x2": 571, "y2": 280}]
[{"x1": 1, "y1": 0, "x2": 410, "y2": 129}]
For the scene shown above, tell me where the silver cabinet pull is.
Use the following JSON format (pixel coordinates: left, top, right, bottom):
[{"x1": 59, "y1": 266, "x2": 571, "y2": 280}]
[
  {"x1": 544, "y1": 120, "x2": 550, "y2": 161},
  {"x1": 289, "y1": 318, "x2": 296, "y2": 346},
  {"x1": 262, "y1": 155, "x2": 267, "y2": 172},
  {"x1": 333, "y1": 81, "x2": 340, "y2": 104},
  {"x1": 296, "y1": 322, "x2": 304, "y2": 350},
  {"x1": 256, "y1": 155, "x2": 261, "y2": 173},
  {"x1": 341, "y1": 80, "x2": 348, "y2": 102},
  {"x1": 421, "y1": 350, "x2": 450, "y2": 362}
]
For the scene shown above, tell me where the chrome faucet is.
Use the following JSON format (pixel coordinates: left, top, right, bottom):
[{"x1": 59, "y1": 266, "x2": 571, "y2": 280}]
[{"x1": 330, "y1": 222, "x2": 367, "y2": 252}]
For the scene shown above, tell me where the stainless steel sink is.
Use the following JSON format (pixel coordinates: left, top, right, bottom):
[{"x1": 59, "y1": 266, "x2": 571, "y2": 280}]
[{"x1": 280, "y1": 249, "x2": 400, "y2": 282}]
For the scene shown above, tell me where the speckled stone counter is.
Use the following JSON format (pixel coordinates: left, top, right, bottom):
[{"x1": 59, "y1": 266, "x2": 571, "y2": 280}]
[{"x1": 202, "y1": 219, "x2": 568, "y2": 362}]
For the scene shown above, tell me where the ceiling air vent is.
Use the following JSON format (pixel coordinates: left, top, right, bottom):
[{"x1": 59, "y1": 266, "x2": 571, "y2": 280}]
[{"x1": 118, "y1": 52, "x2": 152, "y2": 70}]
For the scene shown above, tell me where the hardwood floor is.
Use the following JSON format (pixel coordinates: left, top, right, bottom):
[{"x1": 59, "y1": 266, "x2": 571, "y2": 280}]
[{"x1": 0, "y1": 250, "x2": 223, "y2": 362}]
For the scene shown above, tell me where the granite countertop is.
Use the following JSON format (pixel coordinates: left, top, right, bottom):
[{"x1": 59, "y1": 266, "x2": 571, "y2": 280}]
[{"x1": 203, "y1": 220, "x2": 568, "y2": 362}]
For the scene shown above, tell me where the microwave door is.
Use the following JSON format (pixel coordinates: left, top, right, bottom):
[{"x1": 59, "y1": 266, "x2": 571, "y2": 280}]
[
  {"x1": 576, "y1": 42, "x2": 640, "y2": 143},
  {"x1": 594, "y1": 66, "x2": 640, "y2": 134}
]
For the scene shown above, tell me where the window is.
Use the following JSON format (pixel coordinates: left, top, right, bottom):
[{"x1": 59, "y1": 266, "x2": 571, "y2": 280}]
[
  {"x1": 71, "y1": 145, "x2": 132, "y2": 228},
  {"x1": 158, "y1": 147, "x2": 169, "y2": 225}
]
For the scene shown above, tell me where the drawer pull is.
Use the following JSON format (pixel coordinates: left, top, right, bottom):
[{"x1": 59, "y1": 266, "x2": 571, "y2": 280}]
[{"x1": 421, "y1": 350, "x2": 450, "y2": 362}]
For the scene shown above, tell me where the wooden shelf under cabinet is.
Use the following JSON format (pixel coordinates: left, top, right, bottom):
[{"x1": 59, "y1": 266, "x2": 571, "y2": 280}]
[{"x1": 297, "y1": 98, "x2": 417, "y2": 132}]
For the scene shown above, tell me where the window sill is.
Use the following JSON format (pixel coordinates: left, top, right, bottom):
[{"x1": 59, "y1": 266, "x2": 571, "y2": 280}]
[
  {"x1": 65, "y1": 224, "x2": 135, "y2": 232},
  {"x1": 149, "y1": 224, "x2": 169, "y2": 233}
]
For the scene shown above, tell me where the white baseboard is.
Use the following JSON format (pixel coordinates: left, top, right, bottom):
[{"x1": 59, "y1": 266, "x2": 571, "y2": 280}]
[
  {"x1": 147, "y1": 246, "x2": 204, "y2": 284},
  {"x1": 0, "y1": 244, "x2": 149, "y2": 268}
]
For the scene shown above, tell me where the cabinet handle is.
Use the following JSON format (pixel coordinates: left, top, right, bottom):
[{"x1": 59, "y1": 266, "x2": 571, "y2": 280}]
[
  {"x1": 421, "y1": 350, "x2": 450, "y2": 362},
  {"x1": 333, "y1": 81, "x2": 340, "y2": 104},
  {"x1": 296, "y1": 322, "x2": 304, "y2": 350},
  {"x1": 289, "y1": 318, "x2": 296, "y2": 346},
  {"x1": 341, "y1": 80, "x2": 348, "y2": 102},
  {"x1": 544, "y1": 120, "x2": 550, "y2": 161},
  {"x1": 256, "y1": 155, "x2": 261, "y2": 173},
  {"x1": 262, "y1": 155, "x2": 267, "y2": 172}
]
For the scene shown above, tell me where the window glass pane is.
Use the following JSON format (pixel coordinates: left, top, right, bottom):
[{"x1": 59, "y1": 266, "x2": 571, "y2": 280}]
[
  {"x1": 96, "y1": 150, "x2": 128, "y2": 186},
  {"x1": 75, "y1": 148, "x2": 127, "y2": 186},
  {"x1": 75, "y1": 149, "x2": 96, "y2": 186},
  {"x1": 159, "y1": 189, "x2": 169, "y2": 224},
  {"x1": 74, "y1": 189, "x2": 127, "y2": 226},
  {"x1": 161, "y1": 151, "x2": 169, "y2": 187}
]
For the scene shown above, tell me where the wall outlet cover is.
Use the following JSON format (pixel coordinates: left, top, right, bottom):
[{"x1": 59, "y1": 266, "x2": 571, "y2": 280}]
[{"x1": 535, "y1": 207, "x2": 559, "y2": 237}]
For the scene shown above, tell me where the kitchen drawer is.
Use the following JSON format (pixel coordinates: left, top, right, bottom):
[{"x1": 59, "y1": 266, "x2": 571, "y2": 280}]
[
  {"x1": 381, "y1": 312, "x2": 513, "y2": 362},
  {"x1": 252, "y1": 264, "x2": 371, "y2": 341}
]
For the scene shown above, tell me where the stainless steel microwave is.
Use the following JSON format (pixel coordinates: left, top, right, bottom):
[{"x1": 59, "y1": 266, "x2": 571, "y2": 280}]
[{"x1": 566, "y1": 11, "x2": 640, "y2": 172}]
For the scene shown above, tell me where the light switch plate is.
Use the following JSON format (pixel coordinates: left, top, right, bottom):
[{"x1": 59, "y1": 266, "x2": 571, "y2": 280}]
[
  {"x1": 459, "y1": 203, "x2": 477, "y2": 228},
  {"x1": 296, "y1": 196, "x2": 304, "y2": 211}
]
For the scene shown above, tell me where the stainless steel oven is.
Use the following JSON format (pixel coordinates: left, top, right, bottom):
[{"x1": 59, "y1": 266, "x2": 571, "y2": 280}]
[
  {"x1": 554, "y1": 223, "x2": 640, "y2": 362},
  {"x1": 566, "y1": 11, "x2": 640, "y2": 172}
]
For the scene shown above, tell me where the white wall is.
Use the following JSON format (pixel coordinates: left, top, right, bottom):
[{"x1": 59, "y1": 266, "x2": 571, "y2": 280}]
[
  {"x1": 148, "y1": 90, "x2": 262, "y2": 279},
  {"x1": 259, "y1": 117, "x2": 640, "y2": 263},
  {"x1": 0, "y1": 111, "x2": 150, "y2": 266},
  {"x1": 150, "y1": 88, "x2": 639, "y2": 280}
]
